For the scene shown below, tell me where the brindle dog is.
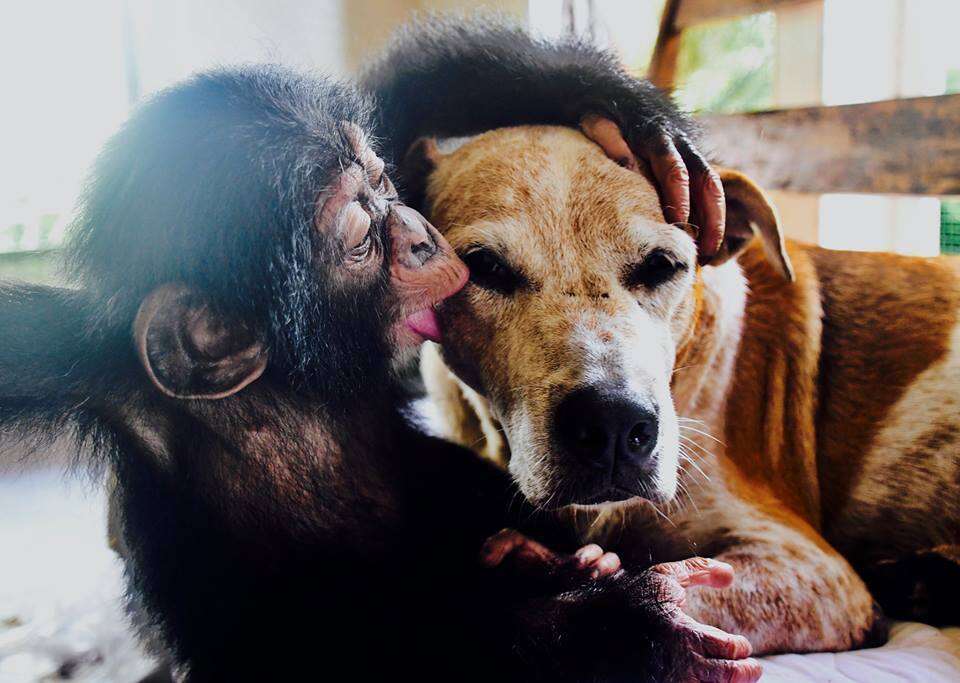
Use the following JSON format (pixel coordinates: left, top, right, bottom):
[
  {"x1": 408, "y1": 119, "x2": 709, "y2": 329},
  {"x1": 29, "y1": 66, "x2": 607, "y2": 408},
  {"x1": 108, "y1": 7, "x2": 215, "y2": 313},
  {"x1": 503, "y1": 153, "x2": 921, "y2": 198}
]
[{"x1": 412, "y1": 125, "x2": 960, "y2": 655}]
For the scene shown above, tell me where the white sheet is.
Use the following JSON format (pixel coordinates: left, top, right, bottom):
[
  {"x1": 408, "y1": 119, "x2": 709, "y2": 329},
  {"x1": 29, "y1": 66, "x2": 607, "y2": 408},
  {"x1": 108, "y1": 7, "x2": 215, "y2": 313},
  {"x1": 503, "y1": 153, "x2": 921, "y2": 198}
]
[{"x1": 761, "y1": 622, "x2": 960, "y2": 682}]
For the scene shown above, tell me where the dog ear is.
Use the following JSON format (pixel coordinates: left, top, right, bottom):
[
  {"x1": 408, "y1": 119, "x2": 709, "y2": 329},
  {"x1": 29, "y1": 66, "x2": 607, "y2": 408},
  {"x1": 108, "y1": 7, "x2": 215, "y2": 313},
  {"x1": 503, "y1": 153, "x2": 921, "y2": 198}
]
[
  {"x1": 134, "y1": 283, "x2": 267, "y2": 400},
  {"x1": 709, "y1": 169, "x2": 795, "y2": 282},
  {"x1": 399, "y1": 137, "x2": 444, "y2": 211}
]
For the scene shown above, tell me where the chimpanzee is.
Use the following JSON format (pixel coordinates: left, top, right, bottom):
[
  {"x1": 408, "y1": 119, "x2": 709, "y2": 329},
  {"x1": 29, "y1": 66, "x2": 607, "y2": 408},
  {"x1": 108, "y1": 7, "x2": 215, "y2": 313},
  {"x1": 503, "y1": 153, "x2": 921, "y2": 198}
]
[{"x1": 0, "y1": 19, "x2": 757, "y2": 683}]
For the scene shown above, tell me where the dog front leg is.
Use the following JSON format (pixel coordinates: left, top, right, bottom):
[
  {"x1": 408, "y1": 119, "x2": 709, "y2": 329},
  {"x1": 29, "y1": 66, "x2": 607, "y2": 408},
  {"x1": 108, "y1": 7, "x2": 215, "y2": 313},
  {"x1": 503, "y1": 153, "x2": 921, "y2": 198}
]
[{"x1": 684, "y1": 517, "x2": 887, "y2": 655}]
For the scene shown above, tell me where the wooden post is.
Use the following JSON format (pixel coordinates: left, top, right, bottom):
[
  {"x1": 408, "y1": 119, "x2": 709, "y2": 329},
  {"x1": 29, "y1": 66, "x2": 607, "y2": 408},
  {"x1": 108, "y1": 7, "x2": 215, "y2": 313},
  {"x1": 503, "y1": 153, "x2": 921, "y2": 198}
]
[{"x1": 648, "y1": 0, "x2": 683, "y2": 91}]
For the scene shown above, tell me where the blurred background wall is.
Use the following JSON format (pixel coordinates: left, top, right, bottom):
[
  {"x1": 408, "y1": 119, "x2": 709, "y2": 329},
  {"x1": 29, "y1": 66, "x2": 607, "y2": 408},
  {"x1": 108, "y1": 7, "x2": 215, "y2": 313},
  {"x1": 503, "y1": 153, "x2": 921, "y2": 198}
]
[{"x1": 2, "y1": 0, "x2": 959, "y2": 288}]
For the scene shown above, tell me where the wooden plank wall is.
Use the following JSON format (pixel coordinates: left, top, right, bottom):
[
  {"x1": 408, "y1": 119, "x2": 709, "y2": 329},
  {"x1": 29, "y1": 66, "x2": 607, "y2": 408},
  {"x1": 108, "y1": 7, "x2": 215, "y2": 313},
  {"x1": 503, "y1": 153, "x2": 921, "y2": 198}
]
[{"x1": 701, "y1": 93, "x2": 960, "y2": 195}]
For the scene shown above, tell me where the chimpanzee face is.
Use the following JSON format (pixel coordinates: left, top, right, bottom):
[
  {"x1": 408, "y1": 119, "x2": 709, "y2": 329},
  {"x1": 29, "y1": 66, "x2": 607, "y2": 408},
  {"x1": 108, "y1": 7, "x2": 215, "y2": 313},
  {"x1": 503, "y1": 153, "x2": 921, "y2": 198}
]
[
  {"x1": 317, "y1": 123, "x2": 468, "y2": 358},
  {"x1": 131, "y1": 121, "x2": 467, "y2": 403}
]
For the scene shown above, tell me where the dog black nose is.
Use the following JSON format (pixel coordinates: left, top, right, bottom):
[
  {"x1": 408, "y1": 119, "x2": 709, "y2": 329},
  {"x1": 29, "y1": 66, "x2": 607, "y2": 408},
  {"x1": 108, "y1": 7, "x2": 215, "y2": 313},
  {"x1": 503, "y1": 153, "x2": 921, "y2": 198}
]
[{"x1": 553, "y1": 386, "x2": 659, "y2": 470}]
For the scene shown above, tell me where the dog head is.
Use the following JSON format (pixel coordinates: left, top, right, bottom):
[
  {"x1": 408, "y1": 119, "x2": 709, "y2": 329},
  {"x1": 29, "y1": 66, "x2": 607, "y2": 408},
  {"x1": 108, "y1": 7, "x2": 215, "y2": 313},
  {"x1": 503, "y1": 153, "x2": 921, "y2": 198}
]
[{"x1": 408, "y1": 126, "x2": 790, "y2": 508}]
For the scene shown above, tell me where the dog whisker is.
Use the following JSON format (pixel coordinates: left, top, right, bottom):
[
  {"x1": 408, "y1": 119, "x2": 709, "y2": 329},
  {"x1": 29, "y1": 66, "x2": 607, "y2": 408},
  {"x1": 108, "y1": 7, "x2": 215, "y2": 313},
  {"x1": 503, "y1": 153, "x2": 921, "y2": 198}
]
[
  {"x1": 678, "y1": 423, "x2": 724, "y2": 445},
  {"x1": 652, "y1": 504, "x2": 677, "y2": 529},
  {"x1": 678, "y1": 444, "x2": 711, "y2": 485},
  {"x1": 678, "y1": 434, "x2": 715, "y2": 460},
  {"x1": 678, "y1": 440, "x2": 717, "y2": 476},
  {"x1": 672, "y1": 363, "x2": 702, "y2": 376}
]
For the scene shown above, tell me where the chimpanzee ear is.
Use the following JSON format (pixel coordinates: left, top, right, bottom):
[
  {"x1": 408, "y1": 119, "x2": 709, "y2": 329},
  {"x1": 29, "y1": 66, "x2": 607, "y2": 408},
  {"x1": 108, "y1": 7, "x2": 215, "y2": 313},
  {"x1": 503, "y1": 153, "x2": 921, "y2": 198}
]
[
  {"x1": 399, "y1": 137, "x2": 443, "y2": 210},
  {"x1": 709, "y1": 169, "x2": 795, "y2": 282},
  {"x1": 133, "y1": 283, "x2": 267, "y2": 400}
]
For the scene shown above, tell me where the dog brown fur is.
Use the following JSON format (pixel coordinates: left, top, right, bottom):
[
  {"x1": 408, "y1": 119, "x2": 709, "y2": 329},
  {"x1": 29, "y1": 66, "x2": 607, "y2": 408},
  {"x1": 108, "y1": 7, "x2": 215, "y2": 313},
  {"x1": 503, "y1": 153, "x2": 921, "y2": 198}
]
[{"x1": 416, "y1": 125, "x2": 960, "y2": 654}]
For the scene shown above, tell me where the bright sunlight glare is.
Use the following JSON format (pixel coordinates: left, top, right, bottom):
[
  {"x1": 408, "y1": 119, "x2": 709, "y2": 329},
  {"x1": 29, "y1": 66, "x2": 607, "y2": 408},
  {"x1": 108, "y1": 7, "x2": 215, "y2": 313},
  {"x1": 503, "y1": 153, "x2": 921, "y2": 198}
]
[{"x1": 0, "y1": 1, "x2": 128, "y2": 253}]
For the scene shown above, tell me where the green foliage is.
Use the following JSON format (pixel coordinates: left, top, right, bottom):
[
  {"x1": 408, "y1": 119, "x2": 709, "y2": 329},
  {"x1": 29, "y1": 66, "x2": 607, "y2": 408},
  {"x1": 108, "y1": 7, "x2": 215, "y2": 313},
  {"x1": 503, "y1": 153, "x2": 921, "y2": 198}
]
[
  {"x1": 2, "y1": 223, "x2": 26, "y2": 251},
  {"x1": 941, "y1": 200, "x2": 960, "y2": 254},
  {"x1": 947, "y1": 68, "x2": 960, "y2": 95},
  {"x1": 675, "y1": 12, "x2": 775, "y2": 114},
  {"x1": 1, "y1": 213, "x2": 64, "y2": 254},
  {"x1": 0, "y1": 250, "x2": 60, "y2": 284}
]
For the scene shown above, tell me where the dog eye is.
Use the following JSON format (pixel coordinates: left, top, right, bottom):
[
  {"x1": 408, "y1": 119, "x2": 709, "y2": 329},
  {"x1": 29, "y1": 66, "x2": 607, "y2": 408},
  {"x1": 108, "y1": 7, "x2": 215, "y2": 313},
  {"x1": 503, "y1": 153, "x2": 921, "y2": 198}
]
[
  {"x1": 624, "y1": 250, "x2": 686, "y2": 289},
  {"x1": 462, "y1": 248, "x2": 524, "y2": 295}
]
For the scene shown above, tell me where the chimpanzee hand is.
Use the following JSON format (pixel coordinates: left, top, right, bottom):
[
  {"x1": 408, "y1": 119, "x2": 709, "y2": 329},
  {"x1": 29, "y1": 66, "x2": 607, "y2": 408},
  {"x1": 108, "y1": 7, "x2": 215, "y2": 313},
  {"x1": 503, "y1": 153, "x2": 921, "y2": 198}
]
[
  {"x1": 480, "y1": 528, "x2": 622, "y2": 593},
  {"x1": 507, "y1": 554, "x2": 761, "y2": 683},
  {"x1": 649, "y1": 557, "x2": 762, "y2": 682},
  {"x1": 580, "y1": 115, "x2": 725, "y2": 266}
]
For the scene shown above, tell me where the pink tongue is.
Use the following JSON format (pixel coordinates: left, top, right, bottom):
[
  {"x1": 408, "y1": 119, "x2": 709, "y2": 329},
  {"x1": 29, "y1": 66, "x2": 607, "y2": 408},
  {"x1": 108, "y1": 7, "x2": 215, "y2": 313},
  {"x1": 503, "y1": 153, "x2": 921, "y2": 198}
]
[{"x1": 406, "y1": 308, "x2": 441, "y2": 342}]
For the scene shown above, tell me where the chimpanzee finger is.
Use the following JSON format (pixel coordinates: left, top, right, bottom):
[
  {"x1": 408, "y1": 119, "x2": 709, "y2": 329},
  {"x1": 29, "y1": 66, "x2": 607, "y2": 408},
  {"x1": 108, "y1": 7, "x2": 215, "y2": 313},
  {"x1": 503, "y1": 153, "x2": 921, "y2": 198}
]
[
  {"x1": 580, "y1": 115, "x2": 696, "y2": 233},
  {"x1": 646, "y1": 134, "x2": 691, "y2": 226},
  {"x1": 651, "y1": 557, "x2": 736, "y2": 590},
  {"x1": 691, "y1": 654, "x2": 763, "y2": 683},
  {"x1": 579, "y1": 115, "x2": 640, "y2": 172},
  {"x1": 677, "y1": 613, "x2": 752, "y2": 660},
  {"x1": 574, "y1": 543, "x2": 604, "y2": 565},
  {"x1": 594, "y1": 551, "x2": 622, "y2": 578},
  {"x1": 571, "y1": 546, "x2": 621, "y2": 580},
  {"x1": 676, "y1": 137, "x2": 725, "y2": 265},
  {"x1": 480, "y1": 528, "x2": 558, "y2": 569}
]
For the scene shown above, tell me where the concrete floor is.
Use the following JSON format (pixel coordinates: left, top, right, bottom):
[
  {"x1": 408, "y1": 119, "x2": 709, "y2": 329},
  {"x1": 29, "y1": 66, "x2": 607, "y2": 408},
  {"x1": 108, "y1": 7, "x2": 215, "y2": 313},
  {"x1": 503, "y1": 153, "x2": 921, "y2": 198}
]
[{"x1": 0, "y1": 466, "x2": 155, "y2": 682}]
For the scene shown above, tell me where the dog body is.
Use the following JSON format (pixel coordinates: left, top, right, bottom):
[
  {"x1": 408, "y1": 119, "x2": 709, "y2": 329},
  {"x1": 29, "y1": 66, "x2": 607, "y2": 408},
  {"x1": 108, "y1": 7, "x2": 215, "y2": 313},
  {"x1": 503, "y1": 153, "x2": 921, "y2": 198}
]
[{"x1": 417, "y1": 125, "x2": 960, "y2": 654}]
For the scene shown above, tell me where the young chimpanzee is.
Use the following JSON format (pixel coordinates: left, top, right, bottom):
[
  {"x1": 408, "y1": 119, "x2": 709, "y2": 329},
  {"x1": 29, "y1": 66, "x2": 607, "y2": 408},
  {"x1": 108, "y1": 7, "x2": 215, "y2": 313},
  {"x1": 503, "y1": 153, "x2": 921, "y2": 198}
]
[{"x1": 0, "y1": 19, "x2": 758, "y2": 683}]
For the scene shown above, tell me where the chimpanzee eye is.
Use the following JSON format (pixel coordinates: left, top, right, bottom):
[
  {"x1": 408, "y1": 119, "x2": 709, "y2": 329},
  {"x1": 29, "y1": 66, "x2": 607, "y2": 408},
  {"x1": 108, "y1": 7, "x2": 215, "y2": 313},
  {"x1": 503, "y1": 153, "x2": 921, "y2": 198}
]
[
  {"x1": 348, "y1": 229, "x2": 373, "y2": 260},
  {"x1": 339, "y1": 201, "x2": 375, "y2": 264},
  {"x1": 623, "y1": 250, "x2": 686, "y2": 290},
  {"x1": 376, "y1": 174, "x2": 398, "y2": 201},
  {"x1": 462, "y1": 248, "x2": 525, "y2": 295}
]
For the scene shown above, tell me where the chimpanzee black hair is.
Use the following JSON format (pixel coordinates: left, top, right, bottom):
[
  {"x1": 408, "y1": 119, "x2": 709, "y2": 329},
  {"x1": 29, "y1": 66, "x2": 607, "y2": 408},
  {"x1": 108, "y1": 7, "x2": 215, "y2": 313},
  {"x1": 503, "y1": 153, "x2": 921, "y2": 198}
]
[
  {"x1": 0, "y1": 17, "x2": 754, "y2": 683},
  {"x1": 362, "y1": 16, "x2": 703, "y2": 209},
  {"x1": 66, "y1": 67, "x2": 391, "y2": 398}
]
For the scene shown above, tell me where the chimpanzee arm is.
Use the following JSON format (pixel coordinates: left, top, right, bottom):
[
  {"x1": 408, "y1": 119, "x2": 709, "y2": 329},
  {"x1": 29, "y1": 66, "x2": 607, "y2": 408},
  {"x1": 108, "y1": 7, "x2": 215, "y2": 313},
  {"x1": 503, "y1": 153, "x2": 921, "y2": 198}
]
[
  {"x1": 399, "y1": 428, "x2": 572, "y2": 551},
  {"x1": 362, "y1": 18, "x2": 693, "y2": 163},
  {"x1": 0, "y1": 283, "x2": 133, "y2": 476},
  {"x1": 361, "y1": 17, "x2": 724, "y2": 259},
  {"x1": 0, "y1": 284, "x2": 103, "y2": 433}
]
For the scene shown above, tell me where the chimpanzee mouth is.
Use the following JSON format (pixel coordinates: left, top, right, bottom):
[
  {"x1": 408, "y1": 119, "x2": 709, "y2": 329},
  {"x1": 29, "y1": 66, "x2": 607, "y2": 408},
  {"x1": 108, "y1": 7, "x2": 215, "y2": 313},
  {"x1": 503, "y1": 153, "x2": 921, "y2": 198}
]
[{"x1": 405, "y1": 308, "x2": 442, "y2": 342}]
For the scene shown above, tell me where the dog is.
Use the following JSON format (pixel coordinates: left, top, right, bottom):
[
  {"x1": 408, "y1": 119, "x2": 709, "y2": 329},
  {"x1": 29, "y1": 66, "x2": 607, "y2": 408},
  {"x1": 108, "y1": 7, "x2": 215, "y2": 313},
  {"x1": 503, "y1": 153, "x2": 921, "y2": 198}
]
[{"x1": 408, "y1": 125, "x2": 960, "y2": 655}]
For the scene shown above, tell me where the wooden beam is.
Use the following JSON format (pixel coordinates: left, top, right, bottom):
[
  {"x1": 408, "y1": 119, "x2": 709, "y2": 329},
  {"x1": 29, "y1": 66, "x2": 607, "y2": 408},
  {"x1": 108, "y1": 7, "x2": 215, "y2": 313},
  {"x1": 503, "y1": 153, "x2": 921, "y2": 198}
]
[
  {"x1": 675, "y1": 0, "x2": 813, "y2": 29},
  {"x1": 701, "y1": 93, "x2": 960, "y2": 195}
]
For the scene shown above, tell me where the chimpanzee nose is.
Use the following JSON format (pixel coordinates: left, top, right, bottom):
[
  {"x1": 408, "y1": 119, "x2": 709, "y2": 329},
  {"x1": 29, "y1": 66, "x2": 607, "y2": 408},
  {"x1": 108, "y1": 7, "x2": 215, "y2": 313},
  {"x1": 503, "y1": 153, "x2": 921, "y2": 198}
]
[
  {"x1": 553, "y1": 386, "x2": 659, "y2": 470},
  {"x1": 390, "y1": 204, "x2": 437, "y2": 268},
  {"x1": 409, "y1": 234, "x2": 437, "y2": 266}
]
